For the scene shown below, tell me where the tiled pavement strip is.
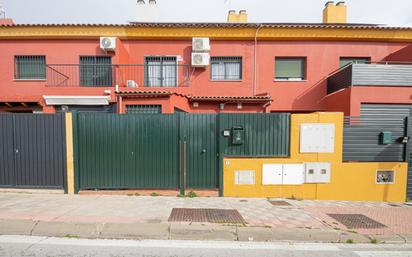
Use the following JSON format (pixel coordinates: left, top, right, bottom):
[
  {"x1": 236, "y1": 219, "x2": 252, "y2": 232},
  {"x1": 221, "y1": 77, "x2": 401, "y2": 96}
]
[{"x1": 0, "y1": 193, "x2": 411, "y2": 236}]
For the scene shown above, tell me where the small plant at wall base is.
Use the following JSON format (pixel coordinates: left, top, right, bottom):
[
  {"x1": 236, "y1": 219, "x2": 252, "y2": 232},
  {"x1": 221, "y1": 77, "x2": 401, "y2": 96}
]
[
  {"x1": 187, "y1": 191, "x2": 197, "y2": 198},
  {"x1": 150, "y1": 192, "x2": 159, "y2": 197},
  {"x1": 346, "y1": 239, "x2": 355, "y2": 244},
  {"x1": 370, "y1": 238, "x2": 378, "y2": 244}
]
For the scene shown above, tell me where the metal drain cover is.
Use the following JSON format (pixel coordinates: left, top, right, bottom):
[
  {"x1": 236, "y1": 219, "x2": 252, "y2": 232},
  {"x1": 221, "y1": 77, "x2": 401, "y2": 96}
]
[
  {"x1": 168, "y1": 208, "x2": 245, "y2": 224},
  {"x1": 327, "y1": 214, "x2": 387, "y2": 229},
  {"x1": 269, "y1": 200, "x2": 291, "y2": 206}
]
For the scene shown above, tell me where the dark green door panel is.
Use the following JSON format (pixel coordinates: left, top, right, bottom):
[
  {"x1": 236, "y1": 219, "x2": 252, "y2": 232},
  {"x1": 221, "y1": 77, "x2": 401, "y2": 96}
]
[
  {"x1": 219, "y1": 113, "x2": 290, "y2": 157},
  {"x1": 74, "y1": 113, "x2": 290, "y2": 192},
  {"x1": 183, "y1": 114, "x2": 218, "y2": 189},
  {"x1": 77, "y1": 114, "x2": 179, "y2": 189}
]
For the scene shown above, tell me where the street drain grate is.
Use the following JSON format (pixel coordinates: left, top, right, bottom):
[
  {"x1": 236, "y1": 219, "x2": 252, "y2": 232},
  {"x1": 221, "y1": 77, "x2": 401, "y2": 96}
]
[
  {"x1": 168, "y1": 208, "x2": 245, "y2": 224},
  {"x1": 269, "y1": 200, "x2": 291, "y2": 206},
  {"x1": 327, "y1": 214, "x2": 387, "y2": 229}
]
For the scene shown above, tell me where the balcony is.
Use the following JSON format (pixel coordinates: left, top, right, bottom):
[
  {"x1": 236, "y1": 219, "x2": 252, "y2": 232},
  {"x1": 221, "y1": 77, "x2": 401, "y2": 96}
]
[
  {"x1": 327, "y1": 63, "x2": 412, "y2": 94},
  {"x1": 45, "y1": 64, "x2": 190, "y2": 87}
]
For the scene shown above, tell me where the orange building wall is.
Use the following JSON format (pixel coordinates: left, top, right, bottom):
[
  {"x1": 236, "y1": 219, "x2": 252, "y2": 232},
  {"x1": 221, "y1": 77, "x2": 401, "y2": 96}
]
[
  {"x1": 323, "y1": 87, "x2": 412, "y2": 116},
  {"x1": 0, "y1": 39, "x2": 411, "y2": 113}
]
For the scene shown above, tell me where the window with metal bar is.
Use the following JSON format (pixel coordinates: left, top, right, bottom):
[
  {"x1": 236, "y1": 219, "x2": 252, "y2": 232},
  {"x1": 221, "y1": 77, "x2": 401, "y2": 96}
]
[
  {"x1": 14, "y1": 56, "x2": 46, "y2": 79},
  {"x1": 275, "y1": 58, "x2": 306, "y2": 81},
  {"x1": 145, "y1": 56, "x2": 177, "y2": 87},
  {"x1": 210, "y1": 56, "x2": 242, "y2": 80},
  {"x1": 127, "y1": 105, "x2": 162, "y2": 114},
  {"x1": 339, "y1": 57, "x2": 370, "y2": 67},
  {"x1": 79, "y1": 56, "x2": 112, "y2": 87}
]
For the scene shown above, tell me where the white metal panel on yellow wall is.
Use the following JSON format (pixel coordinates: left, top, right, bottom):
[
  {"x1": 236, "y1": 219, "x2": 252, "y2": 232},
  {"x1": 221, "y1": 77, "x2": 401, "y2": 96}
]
[
  {"x1": 300, "y1": 123, "x2": 335, "y2": 153},
  {"x1": 262, "y1": 164, "x2": 283, "y2": 185},
  {"x1": 234, "y1": 170, "x2": 255, "y2": 185},
  {"x1": 305, "y1": 162, "x2": 331, "y2": 183},
  {"x1": 282, "y1": 164, "x2": 305, "y2": 185}
]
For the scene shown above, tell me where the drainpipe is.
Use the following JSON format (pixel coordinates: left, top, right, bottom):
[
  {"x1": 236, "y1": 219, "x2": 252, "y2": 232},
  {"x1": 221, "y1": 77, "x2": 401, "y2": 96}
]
[{"x1": 253, "y1": 24, "x2": 263, "y2": 96}]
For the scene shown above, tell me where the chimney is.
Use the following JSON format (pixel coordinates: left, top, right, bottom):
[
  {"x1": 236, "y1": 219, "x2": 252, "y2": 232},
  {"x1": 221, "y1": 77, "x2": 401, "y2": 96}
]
[
  {"x1": 136, "y1": 0, "x2": 159, "y2": 22},
  {"x1": 227, "y1": 10, "x2": 248, "y2": 23},
  {"x1": 0, "y1": 4, "x2": 13, "y2": 25},
  {"x1": 238, "y1": 10, "x2": 248, "y2": 23},
  {"x1": 323, "y1": 1, "x2": 347, "y2": 24}
]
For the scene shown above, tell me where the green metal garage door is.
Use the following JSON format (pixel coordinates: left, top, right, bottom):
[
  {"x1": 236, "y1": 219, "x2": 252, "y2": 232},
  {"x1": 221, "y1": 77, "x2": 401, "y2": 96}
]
[{"x1": 75, "y1": 113, "x2": 179, "y2": 190}]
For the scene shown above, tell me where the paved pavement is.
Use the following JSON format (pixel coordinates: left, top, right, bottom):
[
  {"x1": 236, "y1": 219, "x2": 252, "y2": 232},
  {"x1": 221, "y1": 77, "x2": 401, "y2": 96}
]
[
  {"x1": 0, "y1": 235, "x2": 412, "y2": 257},
  {"x1": 0, "y1": 192, "x2": 411, "y2": 243}
]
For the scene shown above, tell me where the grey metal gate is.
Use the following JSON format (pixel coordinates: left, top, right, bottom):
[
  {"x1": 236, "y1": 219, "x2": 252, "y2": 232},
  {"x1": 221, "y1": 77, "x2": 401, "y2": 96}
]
[
  {"x1": 0, "y1": 114, "x2": 66, "y2": 189},
  {"x1": 358, "y1": 104, "x2": 412, "y2": 199}
]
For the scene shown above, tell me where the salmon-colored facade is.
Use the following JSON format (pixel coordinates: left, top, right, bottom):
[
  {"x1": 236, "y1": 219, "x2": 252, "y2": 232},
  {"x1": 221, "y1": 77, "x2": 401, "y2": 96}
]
[{"x1": 0, "y1": 23, "x2": 412, "y2": 114}]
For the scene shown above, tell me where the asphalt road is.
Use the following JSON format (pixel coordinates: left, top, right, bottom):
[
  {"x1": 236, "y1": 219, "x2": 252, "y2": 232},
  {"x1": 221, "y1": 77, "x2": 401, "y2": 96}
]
[{"x1": 0, "y1": 235, "x2": 411, "y2": 257}]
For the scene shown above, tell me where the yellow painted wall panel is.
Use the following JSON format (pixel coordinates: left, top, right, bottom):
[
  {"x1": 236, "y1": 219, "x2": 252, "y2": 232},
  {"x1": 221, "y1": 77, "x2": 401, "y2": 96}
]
[{"x1": 223, "y1": 112, "x2": 408, "y2": 202}]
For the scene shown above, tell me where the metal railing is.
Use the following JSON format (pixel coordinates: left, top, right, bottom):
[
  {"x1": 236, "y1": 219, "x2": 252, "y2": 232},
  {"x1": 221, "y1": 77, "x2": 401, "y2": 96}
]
[{"x1": 46, "y1": 64, "x2": 190, "y2": 87}]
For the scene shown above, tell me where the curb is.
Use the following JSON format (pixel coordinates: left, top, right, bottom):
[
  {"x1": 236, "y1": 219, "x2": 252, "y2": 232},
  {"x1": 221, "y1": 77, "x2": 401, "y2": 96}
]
[{"x1": 1, "y1": 219, "x2": 409, "y2": 244}]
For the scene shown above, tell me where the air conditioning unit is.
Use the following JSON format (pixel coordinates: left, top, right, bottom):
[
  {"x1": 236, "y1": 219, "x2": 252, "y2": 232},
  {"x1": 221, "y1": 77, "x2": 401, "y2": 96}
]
[
  {"x1": 126, "y1": 80, "x2": 137, "y2": 88},
  {"x1": 191, "y1": 52, "x2": 209, "y2": 67},
  {"x1": 100, "y1": 37, "x2": 116, "y2": 51},
  {"x1": 192, "y1": 37, "x2": 210, "y2": 52}
]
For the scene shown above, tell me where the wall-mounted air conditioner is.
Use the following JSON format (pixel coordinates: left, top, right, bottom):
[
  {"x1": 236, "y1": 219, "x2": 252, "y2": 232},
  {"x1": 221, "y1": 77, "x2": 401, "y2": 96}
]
[
  {"x1": 126, "y1": 80, "x2": 137, "y2": 88},
  {"x1": 192, "y1": 37, "x2": 210, "y2": 52},
  {"x1": 191, "y1": 52, "x2": 209, "y2": 67},
  {"x1": 100, "y1": 37, "x2": 116, "y2": 51}
]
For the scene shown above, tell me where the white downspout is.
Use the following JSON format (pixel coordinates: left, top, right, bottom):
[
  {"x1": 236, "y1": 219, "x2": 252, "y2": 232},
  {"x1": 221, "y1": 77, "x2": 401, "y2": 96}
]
[{"x1": 253, "y1": 24, "x2": 263, "y2": 96}]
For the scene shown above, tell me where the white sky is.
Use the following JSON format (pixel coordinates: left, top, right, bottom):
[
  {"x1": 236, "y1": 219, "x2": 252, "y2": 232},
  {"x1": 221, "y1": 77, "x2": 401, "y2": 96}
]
[{"x1": 2, "y1": 0, "x2": 412, "y2": 26}]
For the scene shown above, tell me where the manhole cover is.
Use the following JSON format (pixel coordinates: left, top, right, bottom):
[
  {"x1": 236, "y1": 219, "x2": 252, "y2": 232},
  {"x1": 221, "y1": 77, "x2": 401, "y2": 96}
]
[
  {"x1": 269, "y1": 200, "x2": 291, "y2": 206},
  {"x1": 168, "y1": 208, "x2": 245, "y2": 224},
  {"x1": 327, "y1": 214, "x2": 387, "y2": 229}
]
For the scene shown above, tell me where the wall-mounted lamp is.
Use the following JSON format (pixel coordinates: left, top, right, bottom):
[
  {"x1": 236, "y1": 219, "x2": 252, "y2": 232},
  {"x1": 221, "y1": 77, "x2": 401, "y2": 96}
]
[
  {"x1": 193, "y1": 102, "x2": 199, "y2": 108},
  {"x1": 220, "y1": 103, "x2": 225, "y2": 110},
  {"x1": 237, "y1": 102, "x2": 243, "y2": 109}
]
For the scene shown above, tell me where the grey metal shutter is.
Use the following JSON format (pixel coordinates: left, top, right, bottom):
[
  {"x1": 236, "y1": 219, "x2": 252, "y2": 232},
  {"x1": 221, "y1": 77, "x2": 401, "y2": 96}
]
[
  {"x1": 361, "y1": 104, "x2": 412, "y2": 119},
  {"x1": 360, "y1": 104, "x2": 412, "y2": 199}
]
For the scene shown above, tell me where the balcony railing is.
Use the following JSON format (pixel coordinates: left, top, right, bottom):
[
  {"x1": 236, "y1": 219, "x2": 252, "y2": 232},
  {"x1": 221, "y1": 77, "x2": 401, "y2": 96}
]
[
  {"x1": 327, "y1": 62, "x2": 412, "y2": 94},
  {"x1": 46, "y1": 64, "x2": 190, "y2": 87}
]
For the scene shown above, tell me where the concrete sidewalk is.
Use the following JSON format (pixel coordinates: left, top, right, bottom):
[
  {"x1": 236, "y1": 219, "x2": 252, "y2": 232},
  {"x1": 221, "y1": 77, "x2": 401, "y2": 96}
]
[{"x1": 0, "y1": 192, "x2": 411, "y2": 243}]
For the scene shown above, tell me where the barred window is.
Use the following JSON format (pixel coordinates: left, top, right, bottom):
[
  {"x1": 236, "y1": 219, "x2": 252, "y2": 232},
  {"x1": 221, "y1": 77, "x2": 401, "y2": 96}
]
[
  {"x1": 15, "y1": 56, "x2": 46, "y2": 79},
  {"x1": 80, "y1": 56, "x2": 112, "y2": 87},
  {"x1": 210, "y1": 56, "x2": 242, "y2": 80},
  {"x1": 127, "y1": 105, "x2": 162, "y2": 114}
]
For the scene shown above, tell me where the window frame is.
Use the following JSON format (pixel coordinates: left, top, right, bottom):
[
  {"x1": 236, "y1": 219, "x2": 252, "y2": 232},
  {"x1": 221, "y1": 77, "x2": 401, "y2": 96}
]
[
  {"x1": 144, "y1": 56, "x2": 178, "y2": 87},
  {"x1": 339, "y1": 57, "x2": 371, "y2": 68},
  {"x1": 14, "y1": 55, "x2": 46, "y2": 80},
  {"x1": 274, "y1": 57, "x2": 306, "y2": 81},
  {"x1": 79, "y1": 55, "x2": 113, "y2": 87},
  {"x1": 210, "y1": 56, "x2": 243, "y2": 81},
  {"x1": 126, "y1": 104, "x2": 162, "y2": 114}
]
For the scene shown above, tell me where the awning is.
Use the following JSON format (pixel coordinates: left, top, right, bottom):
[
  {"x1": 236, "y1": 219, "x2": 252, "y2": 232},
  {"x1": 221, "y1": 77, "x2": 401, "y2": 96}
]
[{"x1": 43, "y1": 96, "x2": 110, "y2": 105}]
